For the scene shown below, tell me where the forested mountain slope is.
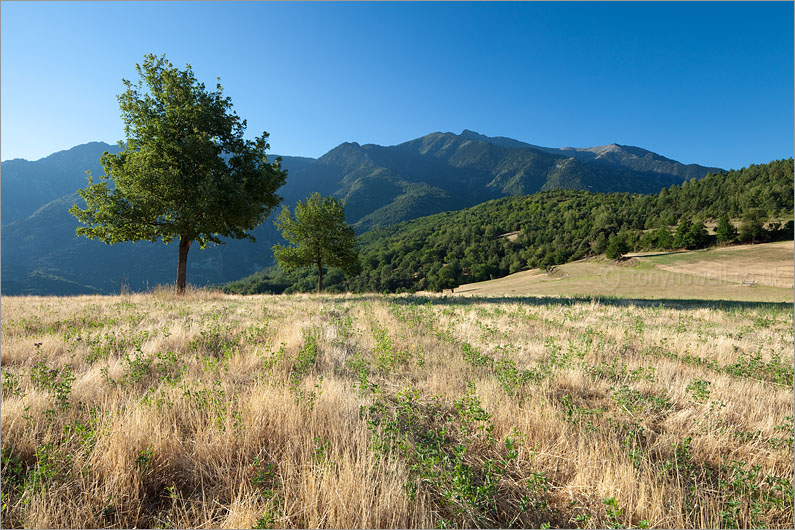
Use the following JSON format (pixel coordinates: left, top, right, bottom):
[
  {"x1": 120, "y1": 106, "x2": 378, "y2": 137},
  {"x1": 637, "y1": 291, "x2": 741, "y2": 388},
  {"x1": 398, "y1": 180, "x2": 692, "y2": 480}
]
[{"x1": 225, "y1": 158, "x2": 793, "y2": 294}]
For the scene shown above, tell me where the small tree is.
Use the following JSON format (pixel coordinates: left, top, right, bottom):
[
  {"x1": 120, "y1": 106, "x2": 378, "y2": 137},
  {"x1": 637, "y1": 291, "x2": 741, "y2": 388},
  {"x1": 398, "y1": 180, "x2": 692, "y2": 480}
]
[
  {"x1": 437, "y1": 259, "x2": 461, "y2": 291},
  {"x1": 605, "y1": 233, "x2": 629, "y2": 260},
  {"x1": 639, "y1": 230, "x2": 657, "y2": 250},
  {"x1": 738, "y1": 210, "x2": 765, "y2": 244},
  {"x1": 654, "y1": 225, "x2": 673, "y2": 249},
  {"x1": 673, "y1": 219, "x2": 694, "y2": 248},
  {"x1": 715, "y1": 214, "x2": 737, "y2": 244},
  {"x1": 687, "y1": 220, "x2": 709, "y2": 249},
  {"x1": 70, "y1": 54, "x2": 286, "y2": 294},
  {"x1": 591, "y1": 232, "x2": 608, "y2": 254},
  {"x1": 273, "y1": 193, "x2": 361, "y2": 293}
]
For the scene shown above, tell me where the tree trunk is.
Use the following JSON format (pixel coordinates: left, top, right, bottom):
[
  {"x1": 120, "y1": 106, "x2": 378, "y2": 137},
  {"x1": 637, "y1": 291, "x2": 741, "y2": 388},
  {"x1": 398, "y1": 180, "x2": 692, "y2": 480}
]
[
  {"x1": 317, "y1": 259, "x2": 323, "y2": 294},
  {"x1": 177, "y1": 236, "x2": 192, "y2": 295}
]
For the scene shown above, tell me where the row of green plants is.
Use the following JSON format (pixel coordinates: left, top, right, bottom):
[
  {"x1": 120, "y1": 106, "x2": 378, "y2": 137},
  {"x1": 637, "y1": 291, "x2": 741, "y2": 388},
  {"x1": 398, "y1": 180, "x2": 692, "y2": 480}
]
[{"x1": 338, "y1": 311, "x2": 561, "y2": 528}]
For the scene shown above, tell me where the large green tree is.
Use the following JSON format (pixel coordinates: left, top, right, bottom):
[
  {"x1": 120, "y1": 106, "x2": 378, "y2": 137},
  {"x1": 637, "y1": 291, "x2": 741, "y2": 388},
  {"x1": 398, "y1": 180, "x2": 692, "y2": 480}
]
[
  {"x1": 70, "y1": 54, "x2": 286, "y2": 294},
  {"x1": 272, "y1": 193, "x2": 360, "y2": 293}
]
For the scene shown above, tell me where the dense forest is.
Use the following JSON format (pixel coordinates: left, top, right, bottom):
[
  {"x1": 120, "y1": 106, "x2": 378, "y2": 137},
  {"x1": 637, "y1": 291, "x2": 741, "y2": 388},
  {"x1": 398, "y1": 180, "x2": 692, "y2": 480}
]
[{"x1": 224, "y1": 158, "x2": 794, "y2": 294}]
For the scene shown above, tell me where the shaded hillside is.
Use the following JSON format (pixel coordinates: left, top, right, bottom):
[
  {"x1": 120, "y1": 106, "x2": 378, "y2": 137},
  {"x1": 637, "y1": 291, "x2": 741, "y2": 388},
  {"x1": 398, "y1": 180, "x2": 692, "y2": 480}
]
[{"x1": 1, "y1": 142, "x2": 122, "y2": 225}]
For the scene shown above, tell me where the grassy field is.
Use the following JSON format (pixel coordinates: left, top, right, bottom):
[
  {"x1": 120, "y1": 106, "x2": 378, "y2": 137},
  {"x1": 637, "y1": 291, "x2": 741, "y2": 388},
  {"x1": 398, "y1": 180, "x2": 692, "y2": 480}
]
[
  {"x1": 633, "y1": 241, "x2": 794, "y2": 289},
  {"x1": 455, "y1": 242, "x2": 793, "y2": 302},
  {"x1": 1, "y1": 289, "x2": 793, "y2": 528}
]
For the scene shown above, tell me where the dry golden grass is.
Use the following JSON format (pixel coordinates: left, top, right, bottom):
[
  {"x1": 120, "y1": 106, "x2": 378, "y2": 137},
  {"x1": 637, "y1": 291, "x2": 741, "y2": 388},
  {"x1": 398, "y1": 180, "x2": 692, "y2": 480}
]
[
  {"x1": 1, "y1": 291, "x2": 793, "y2": 528},
  {"x1": 454, "y1": 242, "x2": 793, "y2": 301},
  {"x1": 634, "y1": 241, "x2": 794, "y2": 289}
]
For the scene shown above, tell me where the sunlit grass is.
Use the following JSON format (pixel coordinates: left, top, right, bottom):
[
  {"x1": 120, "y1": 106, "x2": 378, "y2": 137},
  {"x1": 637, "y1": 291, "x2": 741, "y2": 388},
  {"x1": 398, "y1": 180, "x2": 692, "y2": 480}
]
[{"x1": 1, "y1": 291, "x2": 792, "y2": 528}]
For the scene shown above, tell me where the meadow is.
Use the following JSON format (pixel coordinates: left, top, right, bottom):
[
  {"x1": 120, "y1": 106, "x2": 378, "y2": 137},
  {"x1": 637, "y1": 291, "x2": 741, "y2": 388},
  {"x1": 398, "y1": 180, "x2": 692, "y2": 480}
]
[
  {"x1": 1, "y1": 289, "x2": 793, "y2": 528},
  {"x1": 454, "y1": 242, "x2": 794, "y2": 303}
]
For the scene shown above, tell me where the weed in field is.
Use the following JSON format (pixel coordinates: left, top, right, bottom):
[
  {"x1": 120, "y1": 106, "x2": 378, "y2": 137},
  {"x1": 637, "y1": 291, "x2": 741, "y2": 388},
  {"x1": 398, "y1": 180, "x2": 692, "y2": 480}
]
[
  {"x1": 30, "y1": 360, "x2": 75, "y2": 409},
  {"x1": 2, "y1": 371, "x2": 24, "y2": 398},
  {"x1": 262, "y1": 343, "x2": 286, "y2": 373},
  {"x1": 686, "y1": 378, "x2": 712, "y2": 404},
  {"x1": 365, "y1": 381, "x2": 556, "y2": 527},
  {"x1": 188, "y1": 322, "x2": 238, "y2": 359},
  {"x1": 558, "y1": 392, "x2": 604, "y2": 431},
  {"x1": 135, "y1": 446, "x2": 155, "y2": 472},
  {"x1": 373, "y1": 325, "x2": 411, "y2": 374},
  {"x1": 725, "y1": 348, "x2": 793, "y2": 386}
]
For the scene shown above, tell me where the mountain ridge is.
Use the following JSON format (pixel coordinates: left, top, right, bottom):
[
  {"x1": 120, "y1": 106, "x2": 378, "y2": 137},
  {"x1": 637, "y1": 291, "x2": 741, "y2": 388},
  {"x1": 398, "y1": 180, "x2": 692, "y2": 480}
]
[{"x1": 2, "y1": 131, "x2": 727, "y2": 295}]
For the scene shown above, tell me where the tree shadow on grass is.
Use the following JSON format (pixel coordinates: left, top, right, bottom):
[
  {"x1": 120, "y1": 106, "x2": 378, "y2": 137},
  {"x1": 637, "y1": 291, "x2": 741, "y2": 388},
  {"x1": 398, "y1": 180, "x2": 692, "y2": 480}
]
[
  {"x1": 388, "y1": 293, "x2": 794, "y2": 312},
  {"x1": 277, "y1": 291, "x2": 792, "y2": 313}
]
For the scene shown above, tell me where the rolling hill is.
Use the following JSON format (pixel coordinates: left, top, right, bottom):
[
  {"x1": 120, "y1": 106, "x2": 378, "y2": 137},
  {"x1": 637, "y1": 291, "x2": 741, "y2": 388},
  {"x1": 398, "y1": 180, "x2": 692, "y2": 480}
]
[
  {"x1": 2, "y1": 131, "x2": 724, "y2": 295},
  {"x1": 451, "y1": 241, "x2": 794, "y2": 303}
]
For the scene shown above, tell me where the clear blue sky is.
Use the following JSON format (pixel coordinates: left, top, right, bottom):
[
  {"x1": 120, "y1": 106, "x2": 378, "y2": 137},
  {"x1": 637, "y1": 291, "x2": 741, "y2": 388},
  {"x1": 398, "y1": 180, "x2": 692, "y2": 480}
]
[{"x1": 2, "y1": 1, "x2": 792, "y2": 170}]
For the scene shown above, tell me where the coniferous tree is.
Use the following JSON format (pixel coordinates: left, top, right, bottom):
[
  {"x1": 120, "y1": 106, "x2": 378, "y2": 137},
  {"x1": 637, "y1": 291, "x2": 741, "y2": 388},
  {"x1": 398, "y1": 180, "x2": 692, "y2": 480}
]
[
  {"x1": 715, "y1": 215, "x2": 738, "y2": 244},
  {"x1": 591, "y1": 232, "x2": 608, "y2": 254},
  {"x1": 739, "y1": 210, "x2": 765, "y2": 244},
  {"x1": 605, "y1": 233, "x2": 629, "y2": 260},
  {"x1": 687, "y1": 220, "x2": 709, "y2": 249},
  {"x1": 673, "y1": 219, "x2": 695, "y2": 248},
  {"x1": 654, "y1": 225, "x2": 673, "y2": 249}
]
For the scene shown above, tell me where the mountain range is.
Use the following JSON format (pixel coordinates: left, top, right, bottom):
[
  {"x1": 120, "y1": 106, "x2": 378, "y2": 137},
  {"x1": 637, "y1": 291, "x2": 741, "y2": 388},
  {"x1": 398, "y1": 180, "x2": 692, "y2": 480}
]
[{"x1": 1, "y1": 130, "x2": 723, "y2": 295}]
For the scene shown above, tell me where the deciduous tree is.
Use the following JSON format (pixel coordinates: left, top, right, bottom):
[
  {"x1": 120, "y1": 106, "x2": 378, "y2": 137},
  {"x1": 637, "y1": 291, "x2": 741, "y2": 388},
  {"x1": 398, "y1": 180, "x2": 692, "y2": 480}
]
[
  {"x1": 272, "y1": 193, "x2": 360, "y2": 293},
  {"x1": 70, "y1": 54, "x2": 286, "y2": 294}
]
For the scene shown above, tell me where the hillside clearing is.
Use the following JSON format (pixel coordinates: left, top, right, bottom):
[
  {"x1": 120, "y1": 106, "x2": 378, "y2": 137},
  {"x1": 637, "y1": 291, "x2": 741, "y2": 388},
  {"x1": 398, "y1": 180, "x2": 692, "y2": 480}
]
[
  {"x1": 454, "y1": 242, "x2": 793, "y2": 302},
  {"x1": 1, "y1": 291, "x2": 793, "y2": 528},
  {"x1": 631, "y1": 241, "x2": 794, "y2": 289}
]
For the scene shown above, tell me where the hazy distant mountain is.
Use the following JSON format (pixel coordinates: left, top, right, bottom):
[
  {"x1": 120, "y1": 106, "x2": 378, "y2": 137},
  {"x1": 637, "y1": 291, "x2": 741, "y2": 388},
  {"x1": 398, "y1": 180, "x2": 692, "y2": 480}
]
[
  {"x1": 1, "y1": 142, "x2": 315, "y2": 295},
  {"x1": 1, "y1": 142, "x2": 123, "y2": 225},
  {"x1": 1, "y1": 132, "x2": 723, "y2": 295}
]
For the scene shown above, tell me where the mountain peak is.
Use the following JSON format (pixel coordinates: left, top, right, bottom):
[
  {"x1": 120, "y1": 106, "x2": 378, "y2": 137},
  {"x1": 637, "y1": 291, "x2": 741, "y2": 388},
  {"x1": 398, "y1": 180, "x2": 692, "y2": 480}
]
[
  {"x1": 458, "y1": 129, "x2": 533, "y2": 150},
  {"x1": 460, "y1": 129, "x2": 483, "y2": 138}
]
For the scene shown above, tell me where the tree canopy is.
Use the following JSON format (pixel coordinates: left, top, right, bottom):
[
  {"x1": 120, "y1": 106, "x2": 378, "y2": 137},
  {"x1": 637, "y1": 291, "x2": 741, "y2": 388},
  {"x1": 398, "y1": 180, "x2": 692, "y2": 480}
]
[
  {"x1": 272, "y1": 193, "x2": 360, "y2": 292},
  {"x1": 70, "y1": 54, "x2": 287, "y2": 293}
]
